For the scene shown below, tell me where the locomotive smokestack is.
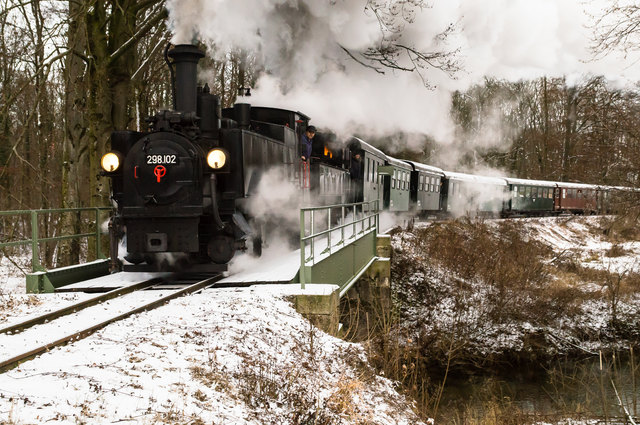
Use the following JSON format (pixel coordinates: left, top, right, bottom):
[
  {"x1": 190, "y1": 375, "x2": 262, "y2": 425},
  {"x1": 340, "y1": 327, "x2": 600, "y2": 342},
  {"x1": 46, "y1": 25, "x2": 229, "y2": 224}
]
[{"x1": 168, "y1": 44, "x2": 205, "y2": 114}]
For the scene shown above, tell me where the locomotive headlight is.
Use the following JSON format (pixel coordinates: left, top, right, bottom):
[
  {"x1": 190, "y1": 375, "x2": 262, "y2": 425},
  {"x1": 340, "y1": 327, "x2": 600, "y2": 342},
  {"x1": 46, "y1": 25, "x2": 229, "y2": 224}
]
[
  {"x1": 101, "y1": 152, "x2": 121, "y2": 172},
  {"x1": 207, "y1": 149, "x2": 227, "y2": 169}
]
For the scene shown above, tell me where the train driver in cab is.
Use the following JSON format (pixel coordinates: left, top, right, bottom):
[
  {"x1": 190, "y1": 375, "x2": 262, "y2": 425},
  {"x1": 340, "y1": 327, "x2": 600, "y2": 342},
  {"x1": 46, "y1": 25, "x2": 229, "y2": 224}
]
[{"x1": 300, "y1": 125, "x2": 316, "y2": 162}]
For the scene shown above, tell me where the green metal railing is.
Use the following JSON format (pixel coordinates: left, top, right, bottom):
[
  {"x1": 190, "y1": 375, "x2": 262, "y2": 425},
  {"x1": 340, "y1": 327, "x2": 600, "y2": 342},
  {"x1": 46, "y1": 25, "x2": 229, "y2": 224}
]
[
  {"x1": 0, "y1": 207, "x2": 113, "y2": 272},
  {"x1": 299, "y1": 200, "x2": 379, "y2": 289}
]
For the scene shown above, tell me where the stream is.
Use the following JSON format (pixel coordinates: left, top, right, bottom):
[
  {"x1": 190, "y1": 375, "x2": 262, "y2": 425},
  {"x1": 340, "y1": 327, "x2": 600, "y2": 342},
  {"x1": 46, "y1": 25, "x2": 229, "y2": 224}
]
[{"x1": 436, "y1": 353, "x2": 640, "y2": 423}]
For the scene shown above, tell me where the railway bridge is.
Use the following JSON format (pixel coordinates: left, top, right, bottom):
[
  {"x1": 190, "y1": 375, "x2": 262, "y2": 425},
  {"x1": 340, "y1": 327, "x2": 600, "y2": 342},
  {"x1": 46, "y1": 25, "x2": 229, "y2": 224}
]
[{"x1": 1, "y1": 202, "x2": 392, "y2": 335}]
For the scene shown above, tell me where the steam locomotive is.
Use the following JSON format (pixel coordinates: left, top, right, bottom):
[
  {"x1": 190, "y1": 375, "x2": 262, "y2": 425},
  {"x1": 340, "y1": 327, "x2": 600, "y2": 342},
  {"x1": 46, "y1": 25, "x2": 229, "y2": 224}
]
[
  {"x1": 101, "y1": 43, "x2": 623, "y2": 272},
  {"x1": 101, "y1": 44, "x2": 350, "y2": 272}
]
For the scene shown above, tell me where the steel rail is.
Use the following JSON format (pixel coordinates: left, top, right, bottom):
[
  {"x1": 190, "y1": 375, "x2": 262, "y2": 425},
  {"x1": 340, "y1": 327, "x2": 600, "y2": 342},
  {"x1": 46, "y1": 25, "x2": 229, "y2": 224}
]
[
  {"x1": 0, "y1": 274, "x2": 222, "y2": 373},
  {"x1": 0, "y1": 277, "x2": 167, "y2": 336}
]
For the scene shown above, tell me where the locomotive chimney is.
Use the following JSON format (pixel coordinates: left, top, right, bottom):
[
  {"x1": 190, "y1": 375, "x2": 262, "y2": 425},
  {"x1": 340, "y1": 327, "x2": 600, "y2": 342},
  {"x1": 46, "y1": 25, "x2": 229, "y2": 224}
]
[{"x1": 168, "y1": 44, "x2": 205, "y2": 114}]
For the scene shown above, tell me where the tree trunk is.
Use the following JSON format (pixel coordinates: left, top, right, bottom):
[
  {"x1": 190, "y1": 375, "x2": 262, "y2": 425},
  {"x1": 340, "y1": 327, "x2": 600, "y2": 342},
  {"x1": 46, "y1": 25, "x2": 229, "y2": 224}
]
[{"x1": 60, "y1": 0, "x2": 88, "y2": 266}]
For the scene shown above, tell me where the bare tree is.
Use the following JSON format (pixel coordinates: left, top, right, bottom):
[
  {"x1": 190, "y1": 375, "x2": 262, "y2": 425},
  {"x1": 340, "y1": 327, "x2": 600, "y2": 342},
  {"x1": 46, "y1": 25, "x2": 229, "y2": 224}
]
[
  {"x1": 591, "y1": 2, "x2": 640, "y2": 59},
  {"x1": 341, "y1": 0, "x2": 460, "y2": 87}
]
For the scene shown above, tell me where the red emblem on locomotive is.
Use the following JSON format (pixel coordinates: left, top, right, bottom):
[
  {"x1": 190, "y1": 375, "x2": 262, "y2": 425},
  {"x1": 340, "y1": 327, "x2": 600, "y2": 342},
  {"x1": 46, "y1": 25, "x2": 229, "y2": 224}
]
[{"x1": 154, "y1": 165, "x2": 166, "y2": 182}]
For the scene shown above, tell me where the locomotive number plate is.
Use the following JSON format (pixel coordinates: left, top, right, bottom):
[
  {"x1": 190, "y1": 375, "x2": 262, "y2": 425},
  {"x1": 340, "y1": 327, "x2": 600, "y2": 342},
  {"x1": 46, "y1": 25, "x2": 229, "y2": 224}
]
[{"x1": 146, "y1": 154, "x2": 178, "y2": 165}]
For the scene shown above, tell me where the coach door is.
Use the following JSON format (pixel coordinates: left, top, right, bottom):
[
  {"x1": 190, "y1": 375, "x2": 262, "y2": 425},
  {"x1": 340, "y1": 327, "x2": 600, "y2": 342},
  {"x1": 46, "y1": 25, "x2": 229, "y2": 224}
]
[{"x1": 553, "y1": 187, "x2": 561, "y2": 211}]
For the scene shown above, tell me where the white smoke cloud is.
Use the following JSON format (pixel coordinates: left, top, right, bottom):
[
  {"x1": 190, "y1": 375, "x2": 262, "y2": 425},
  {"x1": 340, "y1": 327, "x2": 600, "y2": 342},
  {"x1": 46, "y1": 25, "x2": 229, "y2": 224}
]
[{"x1": 166, "y1": 0, "x2": 639, "y2": 154}]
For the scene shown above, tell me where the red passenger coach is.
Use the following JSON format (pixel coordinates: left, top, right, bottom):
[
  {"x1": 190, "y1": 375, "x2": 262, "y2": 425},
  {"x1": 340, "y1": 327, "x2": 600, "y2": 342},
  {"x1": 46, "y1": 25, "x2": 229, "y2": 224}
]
[{"x1": 554, "y1": 183, "x2": 598, "y2": 214}]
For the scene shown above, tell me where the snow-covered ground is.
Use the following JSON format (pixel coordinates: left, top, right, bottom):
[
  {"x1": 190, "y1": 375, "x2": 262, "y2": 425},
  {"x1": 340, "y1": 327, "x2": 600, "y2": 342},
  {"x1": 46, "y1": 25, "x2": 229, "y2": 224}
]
[{"x1": 0, "y1": 254, "x2": 426, "y2": 424}]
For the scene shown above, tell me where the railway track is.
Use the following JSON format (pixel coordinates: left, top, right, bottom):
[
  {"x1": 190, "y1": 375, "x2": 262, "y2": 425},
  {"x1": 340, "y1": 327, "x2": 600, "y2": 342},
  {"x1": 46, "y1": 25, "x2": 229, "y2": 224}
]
[{"x1": 0, "y1": 273, "x2": 223, "y2": 373}]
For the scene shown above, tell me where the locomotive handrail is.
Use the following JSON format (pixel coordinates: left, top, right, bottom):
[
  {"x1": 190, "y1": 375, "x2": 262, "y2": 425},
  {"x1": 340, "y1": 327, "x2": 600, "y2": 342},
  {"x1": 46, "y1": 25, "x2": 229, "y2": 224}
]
[
  {"x1": 299, "y1": 200, "x2": 379, "y2": 289},
  {"x1": 0, "y1": 207, "x2": 113, "y2": 272}
]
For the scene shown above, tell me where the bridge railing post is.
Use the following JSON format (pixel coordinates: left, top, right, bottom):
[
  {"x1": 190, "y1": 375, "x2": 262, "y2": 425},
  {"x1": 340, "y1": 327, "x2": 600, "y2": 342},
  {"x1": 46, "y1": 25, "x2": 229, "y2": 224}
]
[
  {"x1": 300, "y1": 208, "x2": 306, "y2": 290},
  {"x1": 95, "y1": 208, "x2": 103, "y2": 260},
  {"x1": 31, "y1": 210, "x2": 42, "y2": 272}
]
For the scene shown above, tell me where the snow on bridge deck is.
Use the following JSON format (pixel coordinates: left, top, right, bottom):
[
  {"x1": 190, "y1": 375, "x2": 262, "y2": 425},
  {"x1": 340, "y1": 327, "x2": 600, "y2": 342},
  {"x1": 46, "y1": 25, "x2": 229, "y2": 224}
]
[{"x1": 219, "y1": 248, "x2": 301, "y2": 284}]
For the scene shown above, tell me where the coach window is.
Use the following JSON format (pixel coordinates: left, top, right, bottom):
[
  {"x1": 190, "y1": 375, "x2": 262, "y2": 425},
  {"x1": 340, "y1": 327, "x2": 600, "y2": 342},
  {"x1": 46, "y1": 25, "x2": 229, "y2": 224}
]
[{"x1": 525, "y1": 187, "x2": 531, "y2": 198}]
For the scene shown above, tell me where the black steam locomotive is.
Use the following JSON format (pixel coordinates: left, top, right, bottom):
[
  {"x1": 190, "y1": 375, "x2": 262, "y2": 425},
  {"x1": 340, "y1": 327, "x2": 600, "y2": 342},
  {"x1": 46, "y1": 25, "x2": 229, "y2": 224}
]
[{"x1": 101, "y1": 44, "x2": 349, "y2": 272}]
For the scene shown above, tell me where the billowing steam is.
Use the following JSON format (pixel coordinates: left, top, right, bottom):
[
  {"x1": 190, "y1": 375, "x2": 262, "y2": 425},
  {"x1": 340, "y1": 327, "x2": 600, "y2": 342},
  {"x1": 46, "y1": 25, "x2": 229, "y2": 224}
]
[{"x1": 167, "y1": 0, "x2": 638, "y2": 153}]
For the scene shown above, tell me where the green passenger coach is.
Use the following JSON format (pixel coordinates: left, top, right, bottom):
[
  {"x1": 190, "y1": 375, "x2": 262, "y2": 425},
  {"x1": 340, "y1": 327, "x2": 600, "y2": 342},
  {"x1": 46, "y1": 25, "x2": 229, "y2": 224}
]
[{"x1": 504, "y1": 178, "x2": 556, "y2": 216}]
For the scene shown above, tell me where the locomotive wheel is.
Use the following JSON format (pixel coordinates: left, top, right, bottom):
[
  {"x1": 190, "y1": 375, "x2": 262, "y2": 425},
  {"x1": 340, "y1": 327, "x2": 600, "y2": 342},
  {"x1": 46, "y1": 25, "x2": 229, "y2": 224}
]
[{"x1": 208, "y1": 235, "x2": 235, "y2": 264}]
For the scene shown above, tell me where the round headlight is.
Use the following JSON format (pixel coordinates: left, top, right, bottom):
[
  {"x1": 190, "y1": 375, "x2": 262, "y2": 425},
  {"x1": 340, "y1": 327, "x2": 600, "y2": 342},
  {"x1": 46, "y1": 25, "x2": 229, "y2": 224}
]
[
  {"x1": 101, "y1": 152, "x2": 120, "y2": 172},
  {"x1": 207, "y1": 149, "x2": 227, "y2": 169}
]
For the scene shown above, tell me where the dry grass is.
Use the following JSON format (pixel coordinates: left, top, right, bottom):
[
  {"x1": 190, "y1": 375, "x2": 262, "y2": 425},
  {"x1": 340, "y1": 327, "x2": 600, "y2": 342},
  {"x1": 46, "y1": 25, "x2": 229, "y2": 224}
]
[{"x1": 599, "y1": 211, "x2": 640, "y2": 242}]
